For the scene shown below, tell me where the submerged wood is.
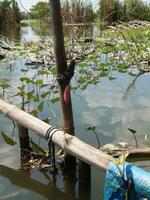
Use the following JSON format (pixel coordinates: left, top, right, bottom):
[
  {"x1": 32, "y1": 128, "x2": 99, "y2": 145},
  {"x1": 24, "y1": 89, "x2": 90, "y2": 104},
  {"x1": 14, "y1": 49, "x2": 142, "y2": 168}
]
[{"x1": 0, "y1": 99, "x2": 110, "y2": 171}]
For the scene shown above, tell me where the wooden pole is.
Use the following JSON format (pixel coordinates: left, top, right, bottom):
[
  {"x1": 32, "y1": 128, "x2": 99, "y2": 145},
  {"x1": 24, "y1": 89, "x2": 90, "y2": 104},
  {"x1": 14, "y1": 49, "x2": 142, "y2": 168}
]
[
  {"x1": 0, "y1": 99, "x2": 110, "y2": 171},
  {"x1": 49, "y1": 0, "x2": 76, "y2": 169}
]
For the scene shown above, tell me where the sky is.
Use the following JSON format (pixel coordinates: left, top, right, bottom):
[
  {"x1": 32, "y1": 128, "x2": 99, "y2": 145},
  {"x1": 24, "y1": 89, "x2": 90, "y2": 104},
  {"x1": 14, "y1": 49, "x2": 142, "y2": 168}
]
[{"x1": 17, "y1": 0, "x2": 150, "y2": 12}]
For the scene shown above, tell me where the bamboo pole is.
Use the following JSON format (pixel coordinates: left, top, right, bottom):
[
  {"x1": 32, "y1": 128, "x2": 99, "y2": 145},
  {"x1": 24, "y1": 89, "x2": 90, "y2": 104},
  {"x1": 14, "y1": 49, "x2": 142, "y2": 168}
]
[{"x1": 0, "y1": 99, "x2": 110, "y2": 171}]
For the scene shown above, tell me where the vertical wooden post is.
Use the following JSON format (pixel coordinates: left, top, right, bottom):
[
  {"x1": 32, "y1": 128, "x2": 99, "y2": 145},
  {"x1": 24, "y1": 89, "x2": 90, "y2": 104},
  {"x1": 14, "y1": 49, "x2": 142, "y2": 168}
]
[{"x1": 49, "y1": 0, "x2": 76, "y2": 169}]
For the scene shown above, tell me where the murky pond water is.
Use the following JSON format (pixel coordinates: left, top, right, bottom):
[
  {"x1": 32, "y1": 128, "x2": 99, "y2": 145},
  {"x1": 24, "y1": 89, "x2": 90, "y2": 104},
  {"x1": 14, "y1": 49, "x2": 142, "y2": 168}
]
[{"x1": 0, "y1": 21, "x2": 150, "y2": 199}]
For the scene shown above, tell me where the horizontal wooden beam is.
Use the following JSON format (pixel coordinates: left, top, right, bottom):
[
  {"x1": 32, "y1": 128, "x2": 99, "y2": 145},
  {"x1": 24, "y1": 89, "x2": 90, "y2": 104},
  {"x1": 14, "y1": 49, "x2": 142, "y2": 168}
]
[{"x1": 0, "y1": 99, "x2": 111, "y2": 171}]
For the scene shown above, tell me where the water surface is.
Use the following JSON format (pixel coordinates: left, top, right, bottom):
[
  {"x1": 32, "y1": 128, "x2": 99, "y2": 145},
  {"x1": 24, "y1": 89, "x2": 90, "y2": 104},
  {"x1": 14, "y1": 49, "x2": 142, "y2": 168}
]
[{"x1": 0, "y1": 21, "x2": 150, "y2": 200}]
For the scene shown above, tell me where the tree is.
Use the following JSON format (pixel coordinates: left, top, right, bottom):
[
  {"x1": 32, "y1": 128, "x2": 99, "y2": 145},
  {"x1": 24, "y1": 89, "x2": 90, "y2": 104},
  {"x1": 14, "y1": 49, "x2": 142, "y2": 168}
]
[
  {"x1": 30, "y1": 2, "x2": 50, "y2": 21},
  {"x1": 29, "y1": 0, "x2": 94, "y2": 23},
  {"x1": 98, "y1": 0, "x2": 150, "y2": 24},
  {"x1": 99, "y1": 0, "x2": 122, "y2": 24},
  {"x1": 0, "y1": 0, "x2": 21, "y2": 25},
  {"x1": 124, "y1": 0, "x2": 150, "y2": 21},
  {"x1": 11, "y1": 0, "x2": 21, "y2": 23}
]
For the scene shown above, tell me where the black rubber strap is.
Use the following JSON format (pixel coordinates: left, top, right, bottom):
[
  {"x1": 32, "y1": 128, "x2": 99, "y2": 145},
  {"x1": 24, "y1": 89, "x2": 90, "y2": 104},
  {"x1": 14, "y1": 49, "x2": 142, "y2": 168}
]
[
  {"x1": 48, "y1": 130, "x2": 58, "y2": 143},
  {"x1": 45, "y1": 127, "x2": 56, "y2": 140}
]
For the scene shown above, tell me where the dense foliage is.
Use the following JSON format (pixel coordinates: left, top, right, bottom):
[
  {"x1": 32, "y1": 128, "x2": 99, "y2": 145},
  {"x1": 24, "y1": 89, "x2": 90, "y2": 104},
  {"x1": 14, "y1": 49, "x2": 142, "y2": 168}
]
[
  {"x1": 30, "y1": 2, "x2": 50, "y2": 22},
  {"x1": 98, "y1": 0, "x2": 150, "y2": 25},
  {"x1": 29, "y1": 0, "x2": 94, "y2": 23},
  {"x1": 0, "y1": 0, "x2": 21, "y2": 25},
  {"x1": 61, "y1": 0, "x2": 94, "y2": 23}
]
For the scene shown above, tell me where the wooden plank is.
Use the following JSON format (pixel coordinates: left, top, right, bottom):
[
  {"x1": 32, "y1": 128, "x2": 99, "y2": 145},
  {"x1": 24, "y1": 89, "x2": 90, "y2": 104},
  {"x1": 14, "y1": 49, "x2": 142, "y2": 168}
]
[{"x1": 0, "y1": 99, "x2": 111, "y2": 170}]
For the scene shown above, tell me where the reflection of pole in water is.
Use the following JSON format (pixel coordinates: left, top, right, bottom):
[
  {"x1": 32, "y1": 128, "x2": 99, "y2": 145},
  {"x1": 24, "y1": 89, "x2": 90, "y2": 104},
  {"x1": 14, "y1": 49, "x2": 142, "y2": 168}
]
[
  {"x1": 0, "y1": 165, "x2": 67, "y2": 199},
  {"x1": 18, "y1": 125, "x2": 31, "y2": 172},
  {"x1": 79, "y1": 161, "x2": 91, "y2": 200},
  {"x1": 64, "y1": 170, "x2": 77, "y2": 200}
]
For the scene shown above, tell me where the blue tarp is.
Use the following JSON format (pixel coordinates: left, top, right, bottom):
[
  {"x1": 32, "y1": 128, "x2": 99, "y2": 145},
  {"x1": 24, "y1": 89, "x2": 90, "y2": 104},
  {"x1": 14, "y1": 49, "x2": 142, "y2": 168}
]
[{"x1": 104, "y1": 162, "x2": 150, "y2": 200}]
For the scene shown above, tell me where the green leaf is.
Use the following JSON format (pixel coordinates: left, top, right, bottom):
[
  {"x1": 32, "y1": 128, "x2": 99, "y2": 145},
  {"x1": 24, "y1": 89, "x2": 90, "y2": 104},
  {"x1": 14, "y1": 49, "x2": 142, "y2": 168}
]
[
  {"x1": 0, "y1": 84, "x2": 10, "y2": 90},
  {"x1": 36, "y1": 80, "x2": 43, "y2": 85},
  {"x1": 38, "y1": 102, "x2": 44, "y2": 112},
  {"x1": 32, "y1": 95, "x2": 39, "y2": 102},
  {"x1": 31, "y1": 140, "x2": 47, "y2": 154},
  {"x1": 13, "y1": 91, "x2": 25, "y2": 97},
  {"x1": 29, "y1": 110, "x2": 38, "y2": 117},
  {"x1": 109, "y1": 77, "x2": 116, "y2": 81},
  {"x1": 86, "y1": 126, "x2": 96, "y2": 131},
  {"x1": 1, "y1": 131, "x2": 16, "y2": 146},
  {"x1": 26, "y1": 90, "x2": 35, "y2": 99},
  {"x1": 18, "y1": 85, "x2": 25, "y2": 91},
  {"x1": 20, "y1": 77, "x2": 33, "y2": 84},
  {"x1": 13, "y1": 45, "x2": 24, "y2": 50},
  {"x1": 99, "y1": 71, "x2": 108, "y2": 77},
  {"x1": 81, "y1": 84, "x2": 88, "y2": 90},
  {"x1": 51, "y1": 97, "x2": 60, "y2": 104},
  {"x1": 41, "y1": 92, "x2": 49, "y2": 99},
  {"x1": 128, "y1": 128, "x2": 136, "y2": 135},
  {"x1": 21, "y1": 68, "x2": 29, "y2": 72},
  {"x1": 78, "y1": 63, "x2": 88, "y2": 68},
  {"x1": 51, "y1": 68, "x2": 56, "y2": 75}
]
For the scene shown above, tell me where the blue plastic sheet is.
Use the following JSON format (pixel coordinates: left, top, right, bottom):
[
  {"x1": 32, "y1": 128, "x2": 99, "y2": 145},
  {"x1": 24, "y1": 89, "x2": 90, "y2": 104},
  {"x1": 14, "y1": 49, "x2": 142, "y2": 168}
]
[{"x1": 104, "y1": 162, "x2": 150, "y2": 200}]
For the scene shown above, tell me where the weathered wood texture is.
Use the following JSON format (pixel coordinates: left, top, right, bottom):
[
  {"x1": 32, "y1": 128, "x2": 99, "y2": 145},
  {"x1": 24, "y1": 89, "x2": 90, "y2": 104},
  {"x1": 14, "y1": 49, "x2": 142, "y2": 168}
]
[{"x1": 0, "y1": 99, "x2": 110, "y2": 171}]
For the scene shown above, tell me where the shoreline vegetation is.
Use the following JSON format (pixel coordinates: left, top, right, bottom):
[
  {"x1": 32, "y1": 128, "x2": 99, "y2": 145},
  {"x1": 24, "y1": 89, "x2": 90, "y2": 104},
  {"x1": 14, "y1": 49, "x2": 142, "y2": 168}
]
[
  {"x1": 0, "y1": 0, "x2": 150, "y2": 27},
  {"x1": 0, "y1": 20, "x2": 150, "y2": 64},
  {"x1": 0, "y1": 20, "x2": 149, "y2": 95}
]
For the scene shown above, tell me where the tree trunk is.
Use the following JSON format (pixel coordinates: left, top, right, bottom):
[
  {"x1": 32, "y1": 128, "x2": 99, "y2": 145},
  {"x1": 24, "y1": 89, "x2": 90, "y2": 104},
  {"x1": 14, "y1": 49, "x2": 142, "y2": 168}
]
[{"x1": 49, "y1": 0, "x2": 76, "y2": 169}]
